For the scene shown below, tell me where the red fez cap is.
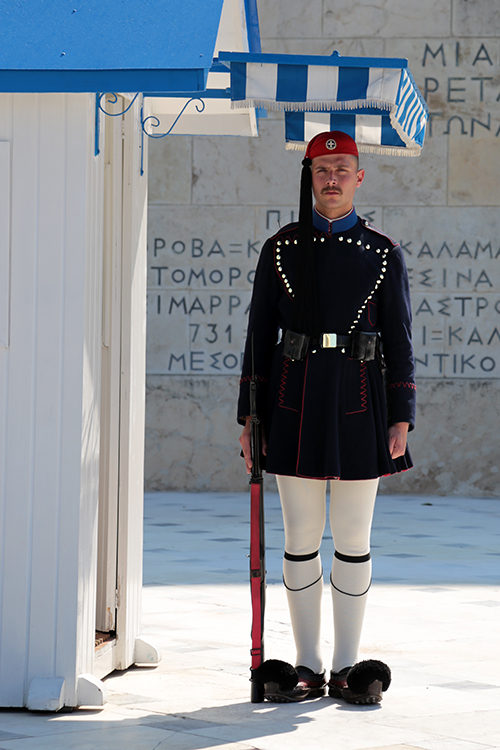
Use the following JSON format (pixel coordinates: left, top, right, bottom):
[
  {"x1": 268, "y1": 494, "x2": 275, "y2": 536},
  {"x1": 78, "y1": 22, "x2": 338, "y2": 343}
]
[{"x1": 305, "y1": 130, "x2": 359, "y2": 160}]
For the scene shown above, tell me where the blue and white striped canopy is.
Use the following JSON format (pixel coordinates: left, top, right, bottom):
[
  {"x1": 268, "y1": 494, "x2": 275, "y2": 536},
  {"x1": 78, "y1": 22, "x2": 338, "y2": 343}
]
[{"x1": 218, "y1": 51, "x2": 428, "y2": 156}]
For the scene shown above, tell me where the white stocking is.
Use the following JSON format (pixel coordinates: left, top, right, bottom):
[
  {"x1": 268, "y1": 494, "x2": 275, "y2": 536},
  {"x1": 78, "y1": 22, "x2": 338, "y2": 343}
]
[
  {"x1": 276, "y1": 475, "x2": 379, "y2": 675},
  {"x1": 277, "y1": 475, "x2": 327, "y2": 674},
  {"x1": 329, "y1": 478, "x2": 378, "y2": 672}
]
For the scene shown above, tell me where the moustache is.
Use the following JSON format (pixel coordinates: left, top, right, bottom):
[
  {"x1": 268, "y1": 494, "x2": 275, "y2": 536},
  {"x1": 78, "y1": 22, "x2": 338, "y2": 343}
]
[{"x1": 322, "y1": 187, "x2": 341, "y2": 195}]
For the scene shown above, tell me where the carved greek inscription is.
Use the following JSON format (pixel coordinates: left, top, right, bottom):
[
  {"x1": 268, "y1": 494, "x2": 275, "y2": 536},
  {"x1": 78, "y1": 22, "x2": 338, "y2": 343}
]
[
  {"x1": 147, "y1": 234, "x2": 256, "y2": 375},
  {"x1": 419, "y1": 40, "x2": 500, "y2": 138},
  {"x1": 405, "y1": 236, "x2": 500, "y2": 378}
]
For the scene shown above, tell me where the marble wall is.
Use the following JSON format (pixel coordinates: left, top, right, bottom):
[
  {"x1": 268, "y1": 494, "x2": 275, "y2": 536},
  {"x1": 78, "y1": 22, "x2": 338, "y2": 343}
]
[{"x1": 145, "y1": 0, "x2": 500, "y2": 496}]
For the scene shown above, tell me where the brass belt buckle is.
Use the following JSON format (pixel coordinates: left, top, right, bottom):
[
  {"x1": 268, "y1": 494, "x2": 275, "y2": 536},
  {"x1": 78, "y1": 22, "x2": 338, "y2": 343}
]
[{"x1": 321, "y1": 333, "x2": 337, "y2": 349}]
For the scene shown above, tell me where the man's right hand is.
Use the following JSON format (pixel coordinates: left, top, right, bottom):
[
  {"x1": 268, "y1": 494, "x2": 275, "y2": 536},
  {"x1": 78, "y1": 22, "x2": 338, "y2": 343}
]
[{"x1": 239, "y1": 416, "x2": 267, "y2": 474}]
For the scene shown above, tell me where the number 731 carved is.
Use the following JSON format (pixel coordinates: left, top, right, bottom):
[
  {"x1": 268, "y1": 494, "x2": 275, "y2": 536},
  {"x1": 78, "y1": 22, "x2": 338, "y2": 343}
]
[{"x1": 189, "y1": 323, "x2": 232, "y2": 344}]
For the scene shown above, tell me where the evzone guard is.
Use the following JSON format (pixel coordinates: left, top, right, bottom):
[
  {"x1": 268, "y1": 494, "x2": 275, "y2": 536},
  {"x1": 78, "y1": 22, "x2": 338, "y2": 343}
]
[{"x1": 239, "y1": 131, "x2": 416, "y2": 703}]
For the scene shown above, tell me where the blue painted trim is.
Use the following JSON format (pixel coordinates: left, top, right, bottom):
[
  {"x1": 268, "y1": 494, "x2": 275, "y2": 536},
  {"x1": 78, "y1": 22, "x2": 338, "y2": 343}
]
[
  {"x1": 0, "y1": 68, "x2": 208, "y2": 93},
  {"x1": 94, "y1": 93, "x2": 100, "y2": 156},
  {"x1": 0, "y1": 0, "x2": 226, "y2": 72},
  {"x1": 244, "y1": 0, "x2": 261, "y2": 54},
  {"x1": 144, "y1": 88, "x2": 230, "y2": 99},
  {"x1": 218, "y1": 51, "x2": 409, "y2": 69},
  {"x1": 141, "y1": 101, "x2": 145, "y2": 177}
]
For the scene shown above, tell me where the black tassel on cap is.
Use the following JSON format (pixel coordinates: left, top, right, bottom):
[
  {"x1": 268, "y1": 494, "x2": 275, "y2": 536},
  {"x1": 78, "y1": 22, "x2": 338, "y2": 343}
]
[{"x1": 291, "y1": 157, "x2": 321, "y2": 339}]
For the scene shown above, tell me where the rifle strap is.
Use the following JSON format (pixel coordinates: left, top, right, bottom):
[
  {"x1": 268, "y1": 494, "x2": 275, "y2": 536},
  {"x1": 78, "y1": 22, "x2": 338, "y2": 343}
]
[{"x1": 250, "y1": 481, "x2": 263, "y2": 670}]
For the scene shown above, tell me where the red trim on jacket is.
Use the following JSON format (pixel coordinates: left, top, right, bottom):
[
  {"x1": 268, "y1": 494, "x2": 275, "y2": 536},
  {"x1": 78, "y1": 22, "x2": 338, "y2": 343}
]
[{"x1": 346, "y1": 362, "x2": 368, "y2": 415}]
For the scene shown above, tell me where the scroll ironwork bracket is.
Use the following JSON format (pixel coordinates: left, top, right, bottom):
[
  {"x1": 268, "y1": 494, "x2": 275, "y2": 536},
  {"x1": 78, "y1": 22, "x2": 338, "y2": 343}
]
[
  {"x1": 94, "y1": 93, "x2": 206, "y2": 176},
  {"x1": 140, "y1": 97, "x2": 206, "y2": 175}
]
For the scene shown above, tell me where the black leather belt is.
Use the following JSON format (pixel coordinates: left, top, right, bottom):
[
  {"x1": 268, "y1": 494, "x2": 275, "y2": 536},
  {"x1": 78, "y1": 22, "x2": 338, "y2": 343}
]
[{"x1": 283, "y1": 329, "x2": 378, "y2": 362}]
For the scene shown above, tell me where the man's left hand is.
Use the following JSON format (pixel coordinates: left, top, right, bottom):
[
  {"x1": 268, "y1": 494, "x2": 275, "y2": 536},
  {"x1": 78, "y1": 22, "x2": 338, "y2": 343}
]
[{"x1": 388, "y1": 422, "x2": 409, "y2": 459}]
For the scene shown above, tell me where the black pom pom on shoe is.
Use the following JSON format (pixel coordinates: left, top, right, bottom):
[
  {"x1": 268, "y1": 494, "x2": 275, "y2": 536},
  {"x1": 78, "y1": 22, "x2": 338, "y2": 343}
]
[
  {"x1": 252, "y1": 660, "x2": 316, "y2": 702},
  {"x1": 346, "y1": 659, "x2": 391, "y2": 695},
  {"x1": 252, "y1": 659, "x2": 298, "y2": 690}
]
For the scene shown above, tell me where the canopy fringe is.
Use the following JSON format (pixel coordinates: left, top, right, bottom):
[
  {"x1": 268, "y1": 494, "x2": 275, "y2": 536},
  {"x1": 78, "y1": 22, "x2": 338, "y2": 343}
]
[
  {"x1": 358, "y1": 143, "x2": 421, "y2": 157},
  {"x1": 285, "y1": 140, "x2": 421, "y2": 157},
  {"x1": 230, "y1": 98, "x2": 395, "y2": 113}
]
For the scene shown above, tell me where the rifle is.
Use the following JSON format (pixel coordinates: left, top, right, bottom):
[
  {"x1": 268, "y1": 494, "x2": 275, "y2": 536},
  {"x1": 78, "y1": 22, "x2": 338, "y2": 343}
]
[{"x1": 248, "y1": 334, "x2": 266, "y2": 703}]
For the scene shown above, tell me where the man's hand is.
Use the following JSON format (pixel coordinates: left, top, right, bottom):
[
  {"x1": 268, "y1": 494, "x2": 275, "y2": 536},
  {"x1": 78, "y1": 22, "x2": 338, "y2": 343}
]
[
  {"x1": 388, "y1": 422, "x2": 409, "y2": 459},
  {"x1": 239, "y1": 416, "x2": 267, "y2": 474}
]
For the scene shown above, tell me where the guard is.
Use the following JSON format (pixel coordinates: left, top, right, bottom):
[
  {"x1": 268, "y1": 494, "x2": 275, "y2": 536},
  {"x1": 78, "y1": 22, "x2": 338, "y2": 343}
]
[{"x1": 239, "y1": 131, "x2": 415, "y2": 704}]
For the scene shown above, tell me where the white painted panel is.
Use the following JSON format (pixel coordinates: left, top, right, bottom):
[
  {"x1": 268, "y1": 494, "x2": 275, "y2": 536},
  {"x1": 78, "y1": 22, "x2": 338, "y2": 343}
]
[
  {"x1": 0, "y1": 92, "x2": 105, "y2": 708},
  {"x1": 67, "y1": 93, "x2": 104, "y2": 700},
  {"x1": 96, "y1": 110, "x2": 122, "y2": 633},
  {"x1": 45, "y1": 94, "x2": 90, "y2": 704},
  {"x1": 85, "y1": 89, "x2": 105, "y2": 678},
  {"x1": 27, "y1": 93, "x2": 67, "y2": 688},
  {"x1": 0, "y1": 142, "x2": 10, "y2": 348},
  {"x1": 80, "y1": 91, "x2": 105, "y2": 677},
  {"x1": 115, "y1": 96, "x2": 148, "y2": 670},
  {"x1": 0, "y1": 87, "x2": 147, "y2": 703},
  {"x1": 0, "y1": 93, "x2": 40, "y2": 707}
]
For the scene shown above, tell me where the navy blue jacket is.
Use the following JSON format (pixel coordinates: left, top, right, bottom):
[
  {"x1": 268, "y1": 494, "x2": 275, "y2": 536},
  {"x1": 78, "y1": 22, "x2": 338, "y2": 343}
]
[{"x1": 238, "y1": 209, "x2": 416, "y2": 480}]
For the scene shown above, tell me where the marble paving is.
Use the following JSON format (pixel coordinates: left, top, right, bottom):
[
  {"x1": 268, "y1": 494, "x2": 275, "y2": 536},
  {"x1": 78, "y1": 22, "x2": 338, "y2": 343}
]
[{"x1": 0, "y1": 490, "x2": 499, "y2": 750}]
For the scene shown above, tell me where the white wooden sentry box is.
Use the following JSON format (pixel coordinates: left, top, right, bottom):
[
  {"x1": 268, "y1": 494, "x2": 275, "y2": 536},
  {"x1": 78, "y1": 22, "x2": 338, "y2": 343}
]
[{"x1": 0, "y1": 0, "x2": 261, "y2": 710}]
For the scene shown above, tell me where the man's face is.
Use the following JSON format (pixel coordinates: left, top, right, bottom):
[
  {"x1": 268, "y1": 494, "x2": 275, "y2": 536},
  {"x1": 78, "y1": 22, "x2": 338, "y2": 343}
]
[{"x1": 311, "y1": 153, "x2": 365, "y2": 219}]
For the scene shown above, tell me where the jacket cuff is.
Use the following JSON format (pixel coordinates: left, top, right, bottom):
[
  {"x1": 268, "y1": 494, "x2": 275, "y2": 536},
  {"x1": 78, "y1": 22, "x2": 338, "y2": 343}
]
[
  {"x1": 387, "y1": 381, "x2": 416, "y2": 430},
  {"x1": 237, "y1": 380, "x2": 251, "y2": 425}
]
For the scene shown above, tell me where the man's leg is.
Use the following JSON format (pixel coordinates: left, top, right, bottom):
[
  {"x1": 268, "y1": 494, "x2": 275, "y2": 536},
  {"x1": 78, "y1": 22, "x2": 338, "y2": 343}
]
[
  {"x1": 276, "y1": 475, "x2": 327, "y2": 674},
  {"x1": 329, "y1": 478, "x2": 379, "y2": 672}
]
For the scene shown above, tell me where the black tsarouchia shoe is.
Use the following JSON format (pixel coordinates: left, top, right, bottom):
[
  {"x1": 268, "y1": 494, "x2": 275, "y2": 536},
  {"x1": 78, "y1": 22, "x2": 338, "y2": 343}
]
[
  {"x1": 252, "y1": 660, "x2": 325, "y2": 703},
  {"x1": 328, "y1": 660, "x2": 391, "y2": 705},
  {"x1": 295, "y1": 665, "x2": 327, "y2": 698}
]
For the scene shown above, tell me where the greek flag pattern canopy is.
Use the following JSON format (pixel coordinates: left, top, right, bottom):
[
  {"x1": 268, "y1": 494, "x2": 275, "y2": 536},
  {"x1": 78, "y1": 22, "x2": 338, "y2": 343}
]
[{"x1": 219, "y1": 51, "x2": 428, "y2": 156}]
